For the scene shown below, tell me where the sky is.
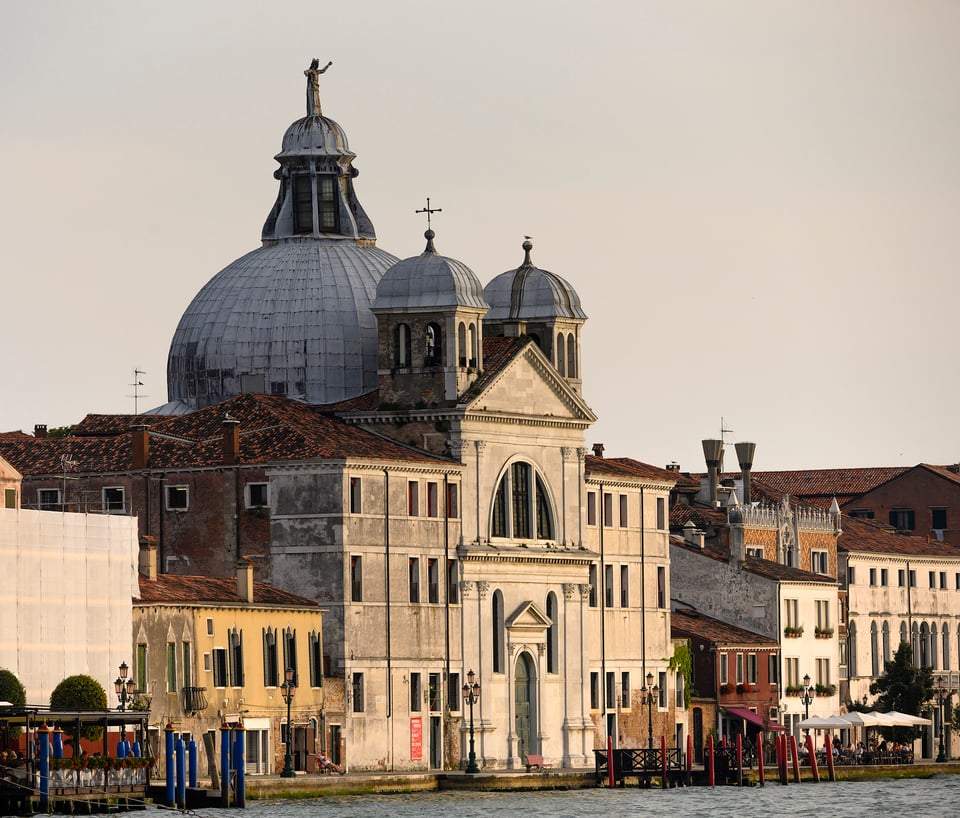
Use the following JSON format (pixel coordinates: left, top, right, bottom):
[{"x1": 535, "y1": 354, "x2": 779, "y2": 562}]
[{"x1": 1, "y1": 1, "x2": 958, "y2": 473}]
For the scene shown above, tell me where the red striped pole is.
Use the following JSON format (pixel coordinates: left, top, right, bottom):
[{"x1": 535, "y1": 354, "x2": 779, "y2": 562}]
[
  {"x1": 735, "y1": 733, "x2": 743, "y2": 786},
  {"x1": 757, "y1": 736, "x2": 765, "y2": 787},
  {"x1": 825, "y1": 733, "x2": 836, "y2": 782},
  {"x1": 806, "y1": 734, "x2": 820, "y2": 782},
  {"x1": 707, "y1": 734, "x2": 715, "y2": 787},
  {"x1": 686, "y1": 733, "x2": 693, "y2": 786},
  {"x1": 789, "y1": 735, "x2": 801, "y2": 783},
  {"x1": 607, "y1": 734, "x2": 614, "y2": 788},
  {"x1": 776, "y1": 735, "x2": 785, "y2": 785}
]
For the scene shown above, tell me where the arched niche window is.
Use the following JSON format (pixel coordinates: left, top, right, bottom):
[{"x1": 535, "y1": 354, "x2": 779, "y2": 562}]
[
  {"x1": 424, "y1": 322, "x2": 442, "y2": 366},
  {"x1": 943, "y1": 625, "x2": 951, "y2": 671},
  {"x1": 919, "y1": 622, "x2": 930, "y2": 667},
  {"x1": 566, "y1": 333, "x2": 577, "y2": 378},
  {"x1": 395, "y1": 323, "x2": 412, "y2": 368},
  {"x1": 458, "y1": 322, "x2": 467, "y2": 367},
  {"x1": 882, "y1": 620, "x2": 891, "y2": 663},
  {"x1": 931, "y1": 623, "x2": 939, "y2": 669},
  {"x1": 870, "y1": 621, "x2": 879, "y2": 676},
  {"x1": 468, "y1": 323, "x2": 477, "y2": 367},
  {"x1": 491, "y1": 461, "x2": 555, "y2": 541},
  {"x1": 556, "y1": 333, "x2": 566, "y2": 376},
  {"x1": 848, "y1": 621, "x2": 857, "y2": 677},
  {"x1": 900, "y1": 620, "x2": 908, "y2": 646},
  {"x1": 492, "y1": 589, "x2": 505, "y2": 673},
  {"x1": 911, "y1": 621, "x2": 920, "y2": 660},
  {"x1": 546, "y1": 591, "x2": 558, "y2": 674}
]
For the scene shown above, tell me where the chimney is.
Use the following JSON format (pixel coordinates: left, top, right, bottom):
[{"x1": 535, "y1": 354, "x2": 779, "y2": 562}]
[
  {"x1": 138, "y1": 537, "x2": 158, "y2": 580},
  {"x1": 237, "y1": 557, "x2": 254, "y2": 603},
  {"x1": 131, "y1": 424, "x2": 150, "y2": 469},
  {"x1": 702, "y1": 439, "x2": 723, "y2": 506},
  {"x1": 683, "y1": 521, "x2": 705, "y2": 550},
  {"x1": 34, "y1": 424, "x2": 47, "y2": 439},
  {"x1": 222, "y1": 414, "x2": 240, "y2": 465},
  {"x1": 734, "y1": 441, "x2": 756, "y2": 505},
  {"x1": 666, "y1": 462, "x2": 680, "y2": 472},
  {"x1": 592, "y1": 443, "x2": 605, "y2": 458}
]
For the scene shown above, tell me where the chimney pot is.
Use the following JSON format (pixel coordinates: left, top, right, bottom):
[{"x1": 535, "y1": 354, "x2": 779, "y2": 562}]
[
  {"x1": 131, "y1": 424, "x2": 150, "y2": 469},
  {"x1": 592, "y1": 443, "x2": 605, "y2": 458},
  {"x1": 237, "y1": 558, "x2": 254, "y2": 603},
  {"x1": 222, "y1": 416, "x2": 240, "y2": 465},
  {"x1": 34, "y1": 424, "x2": 48, "y2": 439},
  {"x1": 138, "y1": 537, "x2": 158, "y2": 580},
  {"x1": 734, "y1": 441, "x2": 756, "y2": 504}
]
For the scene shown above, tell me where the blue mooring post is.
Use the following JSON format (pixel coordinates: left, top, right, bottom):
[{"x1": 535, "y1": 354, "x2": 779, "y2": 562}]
[
  {"x1": 38, "y1": 723, "x2": 50, "y2": 813},
  {"x1": 188, "y1": 737, "x2": 198, "y2": 789},
  {"x1": 234, "y1": 724, "x2": 246, "y2": 808},
  {"x1": 164, "y1": 724, "x2": 175, "y2": 809},
  {"x1": 176, "y1": 737, "x2": 186, "y2": 809},
  {"x1": 52, "y1": 726, "x2": 63, "y2": 759},
  {"x1": 220, "y1": 723, "x2": 231, "y2": 808}
]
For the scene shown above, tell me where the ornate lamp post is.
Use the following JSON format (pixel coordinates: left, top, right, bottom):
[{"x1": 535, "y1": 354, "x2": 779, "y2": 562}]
[
  {"x1": 462, "y1": 669, "x2": 481, "y2": 774},
  {"x1": 281, "y1": 667, "x2": 297, "y2": 778},
  {"x1": 800, "y1": 673, "x2": 814, "y2": 734},
  {"x1": 936, "y1": 677, "x2": 947, "y2": 763},
  {"x1": 114, "y1": 661, "x2": 136, "y2": 745},
  {"x1": 645, "y1": 672, "x2": 660, "y2": 749}
]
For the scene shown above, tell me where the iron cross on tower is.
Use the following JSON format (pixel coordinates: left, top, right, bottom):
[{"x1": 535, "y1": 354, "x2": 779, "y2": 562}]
[{"x1": 415, "y1": 198, "x2": 442, "y2": 230}]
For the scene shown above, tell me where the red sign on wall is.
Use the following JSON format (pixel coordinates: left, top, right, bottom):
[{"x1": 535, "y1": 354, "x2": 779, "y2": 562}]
[{"x1": 410, "y1": 717, "x2": 423, "y2": 761}]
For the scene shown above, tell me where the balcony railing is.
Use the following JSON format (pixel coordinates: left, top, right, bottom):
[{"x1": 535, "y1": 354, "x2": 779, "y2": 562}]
[{"x1": 182, "y1": 686, "x2": 208, "y2": 714}]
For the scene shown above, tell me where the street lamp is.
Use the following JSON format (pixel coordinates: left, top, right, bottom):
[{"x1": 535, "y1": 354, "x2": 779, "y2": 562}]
[
  {"x1": 462, "y1": 669, "x2": 481, "y2": 774},
  {"x1": 645, "y1": 672, "x2": 660, "y2": 750},
  {"x1": 800, "y1": 673, "x2": 814, "y2": 733},
  {"x1": 281, "y1": 667, "x2": 297, "y2": 778},
  {"x1": 936, "y1": 677, "x2": 947, "y2": 763},
  {"x1": 114, "y1": 661, "x2": 137, "y2": 747}
]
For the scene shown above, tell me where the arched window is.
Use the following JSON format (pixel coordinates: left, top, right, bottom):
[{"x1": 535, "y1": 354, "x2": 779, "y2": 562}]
[
  {"x1": 556, "y1": 333, "x2": 565, "y2": 376},
  {"x1": 943, "y1": 624, "x2": 951, "y2": 671},
  {"x1": 882, "y1": 620, "x2": 891, "y2": 663},
  {"x1": 492, "y1": 589, "x2": 505, "y2": 673},
  {"x1": 900, "y1": 620, "x2": 908, "y2": 646},
  {"x1": 870, "y1": 621, "x2": 879, "y2": 677},
  {"x1": 395, "y1": 323, "x2": 411, "y2": 368},
  {"x1": 424, "y1": 322, "x2": 442, "y2": 366},
  {"x1": 848, "y1": 621, "x2": 857, "y2": 677},
  {"x1": 919, "y1": 622, "x2": 930, "y2": 667},
  {"x1": 468, "y1": 323, "x2": 478, "y2": 367},
  {"x1": 458, "y1": 322, "x2": 467, "y2": 367},
  {"x1": 930, "y1": 623, "x2": 939, "y2": 669},
  {"x1": 546, "y1": 591, "x2": 558, "y2": 674},
  {"x1": 491, "y1": 461, "x2": 555, "y2": 541},
  {"x1": 912, "y1": 621, "x2": 920, "y2": 662},
  {"x1": 566, "y1": 333, "x2": 577, "y2": 378}
]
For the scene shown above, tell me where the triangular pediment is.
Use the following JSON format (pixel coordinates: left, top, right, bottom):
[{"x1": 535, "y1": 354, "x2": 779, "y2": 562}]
[
  {"x1": 506, "y1": 600, "x2": 552, "y2": 633},
  {"x1": 463, "y1": 342, "x2": 596, "y2": 423}
]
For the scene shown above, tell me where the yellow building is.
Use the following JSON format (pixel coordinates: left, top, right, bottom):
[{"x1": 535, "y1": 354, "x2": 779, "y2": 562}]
[{"x1": 133, "y1": 541, "x2": 325, "y2": 776}]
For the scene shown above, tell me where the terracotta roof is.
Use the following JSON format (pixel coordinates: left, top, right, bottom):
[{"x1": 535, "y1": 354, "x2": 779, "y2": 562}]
[
  {"x1": 671, "y1": 609, "x2": 777, "y2": 647},
  {"x1": 0, "y1": 393, "x2": 453, "y2": 475},
  {"x1": 671, "y1": 535, "x2": 836, "y2": 585},
  {"x1": 838, "y1": 515, "x2": 960, "y2": 558},
  {"x1": 460, "y1": 336, "x2": 532, "y2": 400},
  {"x1": 585, "y1": 456, "x2": 682, "y2": 484},
  {"x1": 670, "y1": 504, "x2": 726, "y2": 529},
  {"x1": 136, "y1": 574, "x2": 319, "y2": 607},
  {"x1": 749, "y1": 467, "x2": 910, "y2": 508}
]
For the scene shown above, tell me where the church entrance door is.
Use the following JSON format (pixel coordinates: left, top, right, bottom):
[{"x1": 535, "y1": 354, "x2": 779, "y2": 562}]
[{"x1": 514, "y1": 653, "x2": 536, "y2": 761}]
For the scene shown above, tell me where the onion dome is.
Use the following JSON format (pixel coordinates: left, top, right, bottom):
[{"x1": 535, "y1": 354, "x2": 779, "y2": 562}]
[
  {"x1": 166, "y1": 62, "x2": 398, "y2": 410},
  {"x1": 373, "y1": 230, "x2": 488, "y2": 311}
]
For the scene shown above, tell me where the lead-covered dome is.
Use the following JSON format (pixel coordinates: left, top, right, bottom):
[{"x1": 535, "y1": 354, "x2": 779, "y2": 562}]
[{"x1": 166, "y1": 61, "x2": 398, "y2": 410}]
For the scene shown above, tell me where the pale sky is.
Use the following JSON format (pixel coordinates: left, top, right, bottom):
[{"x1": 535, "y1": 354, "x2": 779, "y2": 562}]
[{"x1": 2, "y1": 1, "x2": 958, "y2": 472}]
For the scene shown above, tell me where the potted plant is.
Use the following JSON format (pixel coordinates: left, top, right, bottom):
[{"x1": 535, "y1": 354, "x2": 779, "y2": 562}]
[
  {"x1": 814, "y1": 626, "x2": 834, "y2": 638},
  {"x1": 719, "y1": 682, "x2": 734, "y2": 694},
  {"x1": 783, "y1": 625, "x2": 804, "y2": 638}
]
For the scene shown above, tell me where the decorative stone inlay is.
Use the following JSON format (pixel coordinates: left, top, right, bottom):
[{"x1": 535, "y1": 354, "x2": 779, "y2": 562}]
[
  {"x1": 563, "y1": 582, "x2": 578, "y2": 599},
  {"x1": 477, "y1": 580, "x2": 490, "y2": 599},
  {"x1": 461, "y1": 580, "x2": 476, "y2": 599}
]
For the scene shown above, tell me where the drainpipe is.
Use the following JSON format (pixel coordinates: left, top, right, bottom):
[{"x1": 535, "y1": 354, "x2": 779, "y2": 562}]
[
  {"x1": 443, "y1": 473, "x2": 450, "y2": 769},
  {"x1": 640, "y1": 487, "x2": 646, "y2": 686},
  {"x1": 599, "y1": 481, "x2": 607, "y2": 741},
  {"x1": 383, "y1": 468, "x2": 393, "y2": 771}
]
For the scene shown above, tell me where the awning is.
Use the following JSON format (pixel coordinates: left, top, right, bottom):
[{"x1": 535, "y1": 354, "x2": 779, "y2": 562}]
[{"x1": 723, "y1": 706, "x2": 786, "y2": 731}]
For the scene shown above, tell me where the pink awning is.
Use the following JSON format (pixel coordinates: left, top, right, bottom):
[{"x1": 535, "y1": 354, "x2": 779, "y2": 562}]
[{"x1": 724, "y1": 706, "x2": 786, "y2": 731}]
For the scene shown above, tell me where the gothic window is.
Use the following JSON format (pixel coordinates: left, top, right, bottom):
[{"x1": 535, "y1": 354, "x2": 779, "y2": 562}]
[
  {"x1": 458, "y1": 322, "x2": 467, "y2": 366},
  {"x1": 395, "y1": 324, "x2": 411, "y2": 367},
  {"x1": 491, "y1": 461, "x2": 555, "y2": 541},
  {"x1": 943, "y1": 625, "x2": 951, "y2": 671},
  {"x1": 263, "y1": 627, "x2": 278, "y2": 687},
  {"x1": 283, "y1": 627, "x2": 297, "y2": 686},
  {"x1": 566, "y1": 333, "x2": 576, "y2": 377},
  {"x1": 468, "y1": 323, "x2": 477, "y2": 367},
  {"x1": 882, "y1": 620, "x2": 891, "y2": 663},
  {"x1": 492, "y1": 590, "x2": 505, "y2": 673},
  {"x1": 556, "y1": 333, "x2": 565, "y2": 376},
  {"x1": 229, "y1": 628, "x2": 244, "y2": 688},
  {"x1": 930, "y1": 623, "x2": 939, "y2": 669},
  {"x1": 870, "y1": 621, "x2": 879, "y2": 676},
  {"x1": 900, "y1": 620, "x2": 908, "y2": 646}
]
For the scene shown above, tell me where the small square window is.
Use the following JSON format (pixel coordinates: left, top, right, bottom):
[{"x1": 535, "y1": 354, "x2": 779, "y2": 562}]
[
  {"x1": 246, "y1": 483, "x2": 269, "y2": 508},
  {"x1": 102, "y1": 486, "x2": 125, "y2": 513},
  {"x1": 38, "y1": 488, "x2": 61, "y2": 511},
  {"x1": 166, "y1": 485, "x2": 189, "y2": 511}
]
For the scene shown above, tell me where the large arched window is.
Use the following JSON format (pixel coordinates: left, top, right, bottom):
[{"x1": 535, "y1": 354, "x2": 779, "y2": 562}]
[
  {"x1": 491, "y1": 461, "x2": 555, "y2": 541},
  {"x1": 492, "y1": 589, "x2": 505, "y2": 674},
  {"x1": 546, "y1": 591, "x2": 558, "y2": 674},
  {"x1": 556, "y1": 333, "x2": 566, "y2": 376},
  {"x1": 395, "y1": 323, "x2": 411, "y2": 368},
  {"x1": 870, "y1": 621, "x2": 879, "y2": 676}
]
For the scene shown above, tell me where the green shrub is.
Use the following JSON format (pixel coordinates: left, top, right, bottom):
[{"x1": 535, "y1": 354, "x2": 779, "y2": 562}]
[
  {"x1": 0, "y1": 669, "x2": 27, "y2": 739},
  {"x1": 50, "y1": 675, "x2": 108, "y2": 740}
]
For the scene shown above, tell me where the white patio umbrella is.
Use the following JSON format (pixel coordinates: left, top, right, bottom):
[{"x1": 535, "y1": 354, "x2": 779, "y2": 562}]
[
  {"x1": 797, "y1": 715, "x2": 850, "y2": 730},
  {"x1": 886, "y1": 710, "x2": 932, "y2": 726},
  {"x1": 840, "y1": 712, "x2": 885, "y2": 728}
]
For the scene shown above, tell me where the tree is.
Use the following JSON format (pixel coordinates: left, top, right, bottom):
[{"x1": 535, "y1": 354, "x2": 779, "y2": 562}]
[
  {"x1": 50, "y1": 675, "x2": 108, "y2": 741},
  {"x1": 869, "y1": 642, "x2": 933, "y2": 741},
  {"x1": 0, "y1": 669, "x2": 27, "y2": 739}
]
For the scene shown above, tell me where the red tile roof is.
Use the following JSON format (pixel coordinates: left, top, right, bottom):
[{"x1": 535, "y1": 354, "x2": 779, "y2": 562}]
[
  {"x1": 749, "y1": 467, "x2": 910, "y2": 508},
  {"x1": 671, "y1": 609, "x2": 777, "y2": 647},
  {"x1": 838, "y1": 515, "x2": 960, "y2": 558},
  {"x1": 136, "y1": 574, "x2": 319, "y2": 607},
  {"x1": 585, "y1": 456, "x2": 684, "y2": 484}
]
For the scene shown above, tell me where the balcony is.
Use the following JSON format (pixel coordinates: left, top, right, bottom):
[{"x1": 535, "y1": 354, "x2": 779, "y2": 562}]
[{"x1": 182, "y1": 686, "x2": 208, "y2": 715}]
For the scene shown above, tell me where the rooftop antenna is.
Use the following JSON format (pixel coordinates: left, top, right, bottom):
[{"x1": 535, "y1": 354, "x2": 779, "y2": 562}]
[
  {"x1": 720, "y1": 416, "x2": 734, "y2": 472},
  {"x1": 129, "y1": 369, "x2": 147, "y2": 415}
]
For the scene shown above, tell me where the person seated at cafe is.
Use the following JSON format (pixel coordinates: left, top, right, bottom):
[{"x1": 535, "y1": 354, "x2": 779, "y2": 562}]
[
  {"x1": 856, "y1": 741, "x2": 865, "y2": 762},
  {"x1": 878, "y1": 739, "x2": 888, "y2": 753}
]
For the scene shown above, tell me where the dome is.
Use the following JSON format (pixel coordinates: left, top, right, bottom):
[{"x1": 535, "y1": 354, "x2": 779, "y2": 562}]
[
  {"x1": 483, "y1": 239, "x2": 587, "y2": 322},
  {"x1": 373, "y1": 230, "x2": 488, "y2": 312},
  {"x1": 166, "y1": 62, "x2": 397, "y2": 409}
]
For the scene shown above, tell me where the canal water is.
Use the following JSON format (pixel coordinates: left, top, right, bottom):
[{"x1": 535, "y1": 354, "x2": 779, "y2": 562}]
[{"x1": 192, "y1": 775, "x2": 960, "y2": 818}]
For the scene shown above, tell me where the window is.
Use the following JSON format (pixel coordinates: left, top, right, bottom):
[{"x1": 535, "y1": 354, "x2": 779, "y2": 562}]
[
  {"x1": 815, "y1": 657, "x2": 830, "y2": 687},
  {"x1": 889, "y1": 508, "x2": 915, "y2": 532},
  {"x1": 621, "y1": 672, "x2": 630, "y2": 708},
  {"x1": 811, "y1": 550, "x2": 829, "y2": 575},
  {"x1": 282, "y1": 627, "x2": 297, "y2": 686},
  {"x1": 165, "y1": 485, "x2": 188, "y2": 511},
  {"x1": 546, "y1": 592, "x2": 558, "y2": 674},
  {"x1": 166, "y1": 642, "x2": 177, "y2": 692},
  {"x1": 429, "y1": 673, "x2": 442, "y2": 711},
  {"x1": 556, "y1": 333, "x2": 565, "y2": 375},
  {"x1": 491, "y1": 461, "x2": 554, "y2": 540},
  {"x1": 657, "y1": 566, "x2": 666, "y2": 608},
  {"x1": 460, "y1": 322, "x2": 469, "y2": 367},
  {"x1": 350, "y1": 477, "x2": 362, "y2": 514},
  {"x1": 869, "y1": 568, "x2": 877, "y2": 586},
  {"x1": 604, "y1": 564, "x2": 614, "y2": 608},
  {"x1": 619, "y1": 494, "x2": 628, "y2": 527},
  {"x1": 212, "y1": 648, "x2": 228, "y2": 688},
  {"x1": 588, "y1": 564, "x2": 598, "y2": 607},
  {"x1": 848, "y1": 623, "x2": 857, "y2": 676},
  {"x1": 395, "y1": 323, "x2": 412, "y2": 368},
  {"x1": 590, "y1": 672, "x2": 600, "y2": 709},
  {"x1": 427, "y1": 482, "x2": 438, "y2": 517},
  {"x1": 407, "y1": 481, "x2": 419, "y2": 516},
  {"x1": 784, "y1": 657, "x2": 799, "y2": 688},
  {"x1": 492, "y1": 590, "x2": 505, "y2": 673},
  {"x1": 448, "y1": 673, "x2": 461, "y2": 712},
  {"x1": 3, "y1": 487, "x2": 15, "y2": 509},
  {"x1": 102, "y1": 486, "x2": 125, "y2": 513},
  {"x1": 768, "y1": 653, "x2": 779, "y2": 684},
  {"x1": 246, "y1": 483, "x2": 269, "y2": 508},
  {"x1": 38, "y1": 488, "x2": 61, "y2": 511},
  {"x1": 736, "y1": 653, "x2": 744, "y2": 684},
  {"x1": 932, "y1": 507, "x2": 947, "y2": 532},
  {"x1": 409, "y1": 557, "x2": 420, "y2": 603},
  {"x1": 351, "y1": 555, "x2": 363, "y2": 602},
  {"x1": 424, "y1": 322, "x2": 442, "y2": 366},
  {"x1": 870, "y1": 622, "x2": 879, "y2": 676},
  {"x1": 206, "y1": 617, "x2": 214, "y2": 636},
  {"x1": 940, "y1": 571, "x2": 948, "y2": 590},
  {"x1": 566, "y1": 332, "x2": 577, "y2": 378},
  {"x1": 352, "y1": 673, "x2": 364, "y2": 713},
  {"x1": 587, "y1": 492, "x2": 597, "y2": 526},
  {"x1": 816, "y1": 599, "x2": 831, "y2": 630},
  {"x1": 309, "y1": 631, "x2": 323, "y2": 688},
  {"x1": 292, "y1": 175, "x2": 313, "y2": 233},
  {"x1": 881, "y1": 568, "x2": 888, "y2": 586},
  {"x1": 446, "y1": 483, "x2": 458, "y2": 517},
  {"x1": 849, "y1": 508, "x2": 874, "y2": 519},
  {"x1": 898, "y1": 569, "x2": 906, "y2": 587},
  {"x1": 410, "y1": 672, "x2": 422, "y2": 712},
  {"x1": 263, "y1": 628, "x2": 278, "y2": 687},
  {"x1": 746, "y1": 546, "x2": 764, "y2": 559},
  {"x1": 317, "y1": 176, "x2": 338, "y2": 230},
  {"x1": 847, "y1": 566, "x2": 856, "y2": 585},
  {"x1": 910, "y1": 570, "x2": 917, "y2": 587},
  {"x1": 620, "y1": 565, "x2": 629, "y2": 607},
  {"x1": 229, "y1": 629, "x2": 244, "y2": 687},
  {"x1": 182, "y1": 642, "x2": 192, "y2": 689},
  {"x1": 882, "y1": 620, "x2": 891, "y2": 662},
  {"x1": 603, "y1": 493, "x2": 613, "y2": 527},
  {"x1": 447, "y1": 559, "x2": 459, "y2": 604},
  {"x1": 658, "y1": 672, "x2": 667, "y2": 708},
  {"x1": 606, "y1": 672, "x2": 616, "y2": 711},
  {"x1": 427, "y1": 558, "x2": 439, "y2": 604},
  {"x1": 656, "y1": 497, "x2": 666, "y2": 531},
  {"x1": 719, "y1": 653, "x2": 728, "y2": 685},
  {"x1": 136, "y1": 644, "x2": 147, "y2": 692},
  {"x1": 746, "y1": 654, "x2": 758, "y2": 685},
  {"x1": 784, "y1": 598, "x2": 799, "y2": 628}
]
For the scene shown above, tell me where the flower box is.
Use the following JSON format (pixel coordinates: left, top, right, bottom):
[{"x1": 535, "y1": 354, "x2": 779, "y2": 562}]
[{"x1": 783, "y1": 626, "x2": 804, "y2": 638}]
